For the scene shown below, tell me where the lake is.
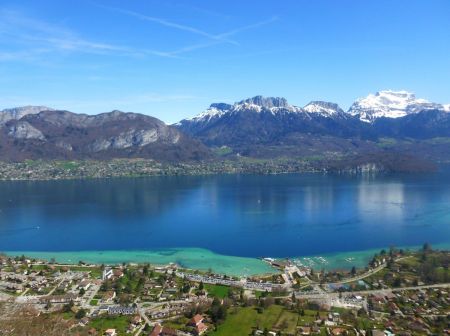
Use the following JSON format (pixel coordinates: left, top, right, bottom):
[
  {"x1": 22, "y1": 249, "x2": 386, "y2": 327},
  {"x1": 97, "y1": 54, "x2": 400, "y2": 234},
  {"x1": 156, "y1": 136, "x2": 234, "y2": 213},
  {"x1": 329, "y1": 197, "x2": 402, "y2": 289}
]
[{"x1": 1, "y1": 172, "x2": 450, "y2": 275}]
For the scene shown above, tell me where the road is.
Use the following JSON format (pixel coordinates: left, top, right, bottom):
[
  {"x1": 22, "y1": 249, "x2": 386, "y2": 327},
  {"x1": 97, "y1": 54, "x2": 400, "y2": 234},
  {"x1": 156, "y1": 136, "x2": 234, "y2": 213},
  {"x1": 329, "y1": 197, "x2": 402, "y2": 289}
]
[
  {"x1": 81, "y1": 284, "x2": 100, "y2": 309},
  {"x1": 135, "y1": 302, "x2": 152, "y2": 336},
  {"x1": 316, "y1": 256, "x2": 412, "y2": 287},
  {"x1": 294, "y1": 282, "x2": 450, "y2": 300}
]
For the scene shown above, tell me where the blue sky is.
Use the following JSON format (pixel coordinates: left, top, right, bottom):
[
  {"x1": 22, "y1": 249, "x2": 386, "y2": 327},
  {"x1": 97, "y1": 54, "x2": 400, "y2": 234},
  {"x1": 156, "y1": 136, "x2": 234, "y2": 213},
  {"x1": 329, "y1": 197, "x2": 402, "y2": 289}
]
[{"x1": 0, "y1": 0, "x2": 449, "y2": 123}]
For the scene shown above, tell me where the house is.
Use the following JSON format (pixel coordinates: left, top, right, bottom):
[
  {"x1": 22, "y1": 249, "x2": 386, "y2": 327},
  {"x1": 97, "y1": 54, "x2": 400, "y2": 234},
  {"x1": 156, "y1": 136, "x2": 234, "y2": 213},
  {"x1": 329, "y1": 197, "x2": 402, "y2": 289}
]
[
  {"x1": 195, "y1": 322, "x2": 208, "y2": 335},
  {"x1": 78, "y1": 279, "x2": 91, "y2": 291},
  {"x1": 105, "y1": 329, "x2": 117, "y2": 336},
  {"x1": 113, "y1": 269, "x2": 124, "y2": 278},
  {"x1": 102, "y1": 291, "x2": 116, "y2": 303},
  {"x1": 102, "y1": 268, "x2": 113, "y2": 280},
  {"x1": 299, "y1": 326, "x2": 311, "y2": 335},
  {"x1": 329, "y1": 312, "x2": 340, "y2": 323},
  {"x1": 39, "y1": 293, "x2": 79, "y2": 304},
  {"x1": 108, "y1": 306, "x2": 136, "y2": 315},
  {"x1": 149, "y1": 324, "x2": 162, "y2": 336},
  {"x1": 6, "y1": 283, "x2": 24, "y2": 293},
  {"x1": 189, "y1": 314, "x2": 204, "y2": 326},
  {"x1": 331, "y1": 328, "x2": 346, "y2": 336},
  {"x1": 131, "y1": 315, "x2": 142, "y2": 325},
  {"x1": 79, "y1": 317, "x2": 90, "y2": 326},
  {"x1": 149, "y1": 324, "x2": 177, "y2": 336},
  {"x1": 188, "y1": 314, "x2": 208, "y2": 335}
]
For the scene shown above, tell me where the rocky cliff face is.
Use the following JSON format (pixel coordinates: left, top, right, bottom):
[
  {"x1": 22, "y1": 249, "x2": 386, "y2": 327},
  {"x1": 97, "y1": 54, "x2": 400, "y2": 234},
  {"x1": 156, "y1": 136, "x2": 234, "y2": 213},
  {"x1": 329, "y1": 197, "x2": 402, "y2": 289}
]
[
  {"x1": 0, "y1": 106, "x2": 53, "y2": 125},
  {"x1": 7, "y1": 121, "x2": 45, "y2": 140},
  {"x1": 0, "y1": 109, "x2": 209, "y2": 162}
]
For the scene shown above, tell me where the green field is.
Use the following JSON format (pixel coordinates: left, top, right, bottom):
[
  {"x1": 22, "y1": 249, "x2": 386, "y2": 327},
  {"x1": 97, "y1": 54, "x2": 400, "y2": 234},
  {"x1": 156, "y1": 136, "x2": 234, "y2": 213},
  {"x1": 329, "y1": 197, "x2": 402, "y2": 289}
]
[
  {"x1": 205, "y1": 284, "x2": 230, "y2": 298},
  {"x1": 89, "y1": 316, "x2": 130, "y2": 335},
  {"x1": 210, "y1": 305, "x2": 283, "y2": 336},
  {"x1": 213, "y1": 146, "x2": 233, "y2": 156},
  {"x1": 274, "y1": 310, "x2": 298, "y2": 334}
]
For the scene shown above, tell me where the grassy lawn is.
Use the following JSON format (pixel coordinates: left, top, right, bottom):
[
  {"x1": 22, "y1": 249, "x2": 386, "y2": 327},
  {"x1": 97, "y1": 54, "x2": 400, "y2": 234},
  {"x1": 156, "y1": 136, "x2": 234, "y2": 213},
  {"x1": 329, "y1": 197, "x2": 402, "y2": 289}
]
[
  {"x1": 205, "y1": 284, "x2": 230, "y2": 298},
  {"x1": 210, "y1": 305, "x2": 283, "y2": 336},
  {"x1": 56, "y1": 161, "x2": 81, "y2": 170},
  {"x1": 396, "y1": 256, "x2": 420, "y2": 267},
  {"x1": 376, "y1": 137, "x2": 397, "y2": 148},
  {"x1": 213, "y1": 146, "x2": 233, "y2": 156},
  {"x1": 62, "y1": 311, "x2": 75, "y2": 320},
  {"x1": 90, "y1": 299, "x2": 98, "y2": 306},
  {"x1": 163, "y1": 316, "x2": 189, "y2": 329},
  {"x1": 89, "y1": 316, "x2": 130, "y2": 336},
  {"x1": 274, "y1": 310, "x2": 298, "y2": 334}
]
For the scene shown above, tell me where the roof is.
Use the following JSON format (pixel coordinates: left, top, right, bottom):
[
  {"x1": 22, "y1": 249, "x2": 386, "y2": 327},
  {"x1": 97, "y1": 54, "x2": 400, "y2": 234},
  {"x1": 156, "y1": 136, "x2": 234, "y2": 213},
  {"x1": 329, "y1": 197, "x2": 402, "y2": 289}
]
[
  {"x1": 191, "y1": 314, "x2": 204, "y2": 325},
  {"x1": 161, "y1": 327, "x2": 177, "y2": 336},
  {"x1": 196, "y1": 322, "x2": 208, "y2": 333},
  {"x1": 149, "y1": 324, "x2": 162, "y2": 336},
  {"x1": 331, "y1": 328, "x2": 346, "y2": 336}
]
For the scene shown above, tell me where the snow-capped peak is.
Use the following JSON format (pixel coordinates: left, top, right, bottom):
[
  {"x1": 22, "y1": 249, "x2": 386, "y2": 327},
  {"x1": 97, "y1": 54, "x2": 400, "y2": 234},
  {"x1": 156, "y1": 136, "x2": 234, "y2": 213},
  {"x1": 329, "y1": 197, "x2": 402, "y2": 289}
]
[
  {"x1": 183, "y1": 103, "x2": 231, "y2": 123},
  {"x1": 182, "y1": 96, "x2": 303, "y2": 125},
  {"x1": 348, "y1": 90, "x2": 443, "y2": 122},
  {"x1": 303, "y1": 101, "x2": 344, "y2": 116},
  {"x1": 232, "y1": 96, "x2": 303, "y2": 114},
  {"x1": 238, "y1": 96, "x2": 289, "y2": 109}
]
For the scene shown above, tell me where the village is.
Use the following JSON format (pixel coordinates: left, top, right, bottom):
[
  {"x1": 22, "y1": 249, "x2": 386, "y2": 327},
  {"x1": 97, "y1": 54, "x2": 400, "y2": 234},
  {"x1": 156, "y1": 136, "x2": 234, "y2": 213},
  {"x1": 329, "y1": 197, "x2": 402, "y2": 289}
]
[{"x1": 0, "y1": 246, "x2": 449, "y2": 336}]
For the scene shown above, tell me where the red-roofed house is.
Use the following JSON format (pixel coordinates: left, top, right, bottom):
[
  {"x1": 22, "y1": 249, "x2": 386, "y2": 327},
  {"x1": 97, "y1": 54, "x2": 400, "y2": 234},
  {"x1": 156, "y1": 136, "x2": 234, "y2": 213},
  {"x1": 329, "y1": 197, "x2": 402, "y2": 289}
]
[{"x1": 188, "y1": 314, "x2": 208, "y2": 335}]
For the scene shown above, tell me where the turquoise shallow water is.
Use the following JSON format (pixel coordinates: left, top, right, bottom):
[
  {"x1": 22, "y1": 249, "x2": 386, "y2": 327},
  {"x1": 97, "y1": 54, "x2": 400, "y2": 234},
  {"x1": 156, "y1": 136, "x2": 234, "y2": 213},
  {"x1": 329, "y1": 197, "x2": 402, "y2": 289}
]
[
  {"x1": 5, "y1": 248, "x2": 276, "y2": 276},
  {"x1": 7, "y1": 243, "x2": 450, "y2": 276},
  {"x1": 2, "y1": 172, "x2": 450, "y2": 275}
]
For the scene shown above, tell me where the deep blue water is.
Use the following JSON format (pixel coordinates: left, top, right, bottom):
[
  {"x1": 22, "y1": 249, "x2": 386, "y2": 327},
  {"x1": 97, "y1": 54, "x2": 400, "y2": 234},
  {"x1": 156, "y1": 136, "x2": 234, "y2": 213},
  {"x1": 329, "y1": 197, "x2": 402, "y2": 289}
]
[{"x1": 1, "y1": 172, "x2": 450, "y2": 258}]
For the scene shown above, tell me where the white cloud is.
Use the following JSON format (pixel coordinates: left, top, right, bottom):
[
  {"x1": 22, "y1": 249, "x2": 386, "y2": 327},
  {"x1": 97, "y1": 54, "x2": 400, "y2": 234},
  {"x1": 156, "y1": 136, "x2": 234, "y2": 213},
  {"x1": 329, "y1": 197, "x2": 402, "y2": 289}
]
[
  {"x1": 98, "y1": 5, "x2": 239, "y2": 46},
  {"x1": 0, "y1": 7, "x2": 278, "y2": 63}
]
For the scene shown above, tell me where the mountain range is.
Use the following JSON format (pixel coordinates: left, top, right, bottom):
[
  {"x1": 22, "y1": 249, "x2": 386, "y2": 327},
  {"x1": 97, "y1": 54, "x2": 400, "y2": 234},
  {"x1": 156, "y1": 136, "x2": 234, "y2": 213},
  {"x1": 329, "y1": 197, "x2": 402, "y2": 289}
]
[
  {"x1": 1, "y1": 91, "x2": 450, "y2": 169},
  {"x1": 0, "y1": 107, "x2": 209, "y2": 161}
]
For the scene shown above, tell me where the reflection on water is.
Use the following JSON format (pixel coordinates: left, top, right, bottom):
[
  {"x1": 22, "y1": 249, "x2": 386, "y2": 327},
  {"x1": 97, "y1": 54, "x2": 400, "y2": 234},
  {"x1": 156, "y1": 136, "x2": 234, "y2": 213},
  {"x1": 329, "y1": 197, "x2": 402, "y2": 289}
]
[{"x1": 0, "y1": 172, "x2": 450, "y2": 258}]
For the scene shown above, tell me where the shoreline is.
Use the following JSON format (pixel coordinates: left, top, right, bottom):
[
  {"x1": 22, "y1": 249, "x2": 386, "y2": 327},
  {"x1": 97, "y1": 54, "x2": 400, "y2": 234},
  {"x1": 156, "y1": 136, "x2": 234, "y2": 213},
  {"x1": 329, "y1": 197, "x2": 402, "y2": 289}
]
[
  {"x1": 1, "y1": 157, "x2": 443, "y2": 182},
  {"x1": 4, "y1": 243, "x2": 449, "y2": 276}
]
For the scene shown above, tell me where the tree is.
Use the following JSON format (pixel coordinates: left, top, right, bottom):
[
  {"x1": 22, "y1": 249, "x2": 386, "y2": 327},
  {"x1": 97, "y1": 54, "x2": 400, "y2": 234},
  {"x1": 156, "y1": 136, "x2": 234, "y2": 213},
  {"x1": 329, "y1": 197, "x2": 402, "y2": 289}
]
[
  {"x1": 393, "y1": 277, "x2": 402, "y2": 287},
  {"x1": 389, "y1": 245, "x2": 396, "y2": 257},
  {"x1": 209, "y1": 297, "x2": 227, "y2": 323},
  {"x1": 79, "y1": 288, "x2": 85, "y2": 296},
  {"x1": 199, "y1": 281, "x2": 204, "y2": 291},
  {"x1": 62, "y1": 300, "x2": 74, "y2": 313},
  {"x1": 75, "y1": 309, "x2": 86, "y2": 319},
  {"x1": 125, "y1": 281, "x2": 133, "y2": 294},
  {"x1": 351, "y1": 266, "x2": 356, "y2": 276}
]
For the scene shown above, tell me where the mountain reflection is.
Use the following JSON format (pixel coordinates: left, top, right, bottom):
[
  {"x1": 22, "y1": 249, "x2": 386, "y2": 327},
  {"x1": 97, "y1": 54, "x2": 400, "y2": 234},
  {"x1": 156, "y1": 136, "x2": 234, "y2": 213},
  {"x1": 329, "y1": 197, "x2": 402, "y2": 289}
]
[{"x1": 0, "y1": 172, "x2": 450, "y2": 257}]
